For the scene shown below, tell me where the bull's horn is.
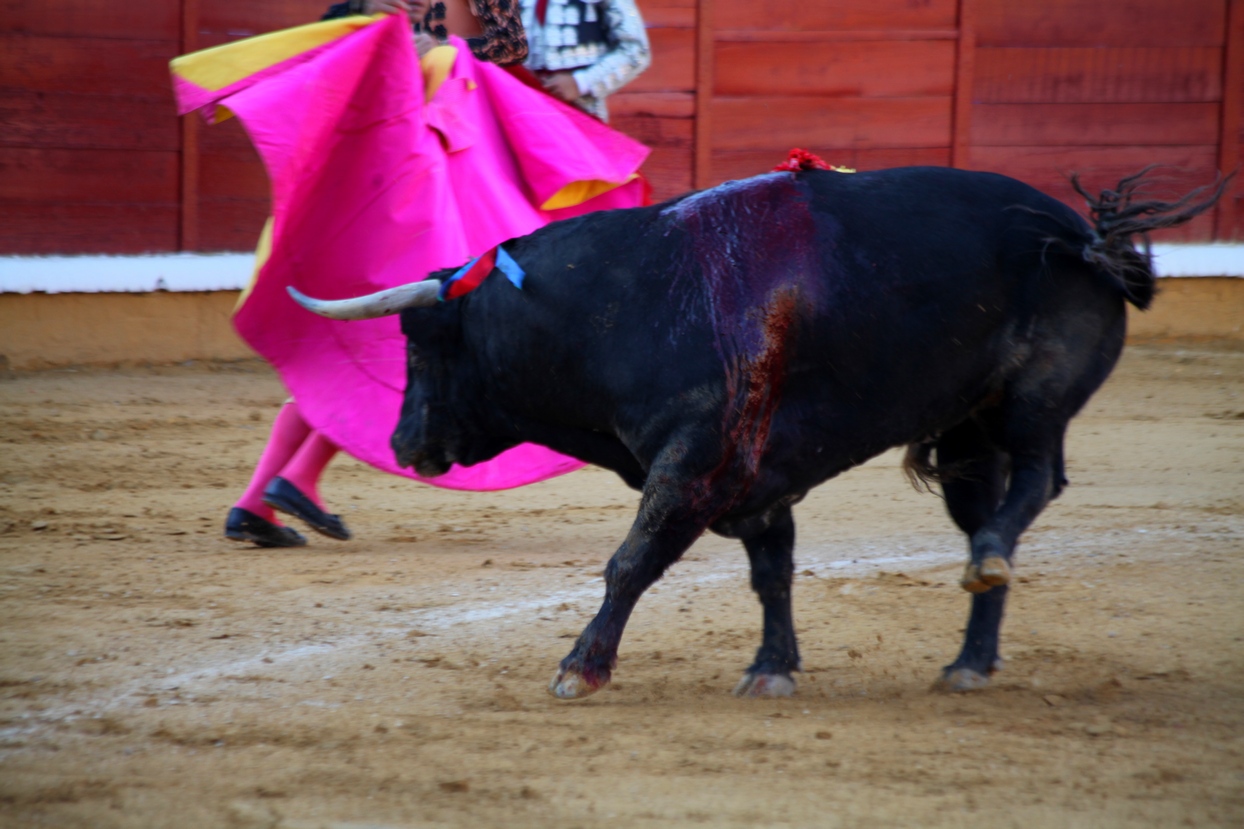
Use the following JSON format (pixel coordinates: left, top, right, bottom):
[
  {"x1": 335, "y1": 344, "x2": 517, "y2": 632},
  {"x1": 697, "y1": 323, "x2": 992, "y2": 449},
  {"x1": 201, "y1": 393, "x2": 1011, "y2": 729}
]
[{"x1": 286, "y1": 280, "x2": 442, "y2": 320}]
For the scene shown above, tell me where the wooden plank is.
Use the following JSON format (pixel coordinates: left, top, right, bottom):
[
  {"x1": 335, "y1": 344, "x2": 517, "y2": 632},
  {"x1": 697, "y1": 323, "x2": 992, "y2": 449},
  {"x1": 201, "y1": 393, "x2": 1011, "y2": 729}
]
[
  {"x1": 199, "y1": 1, "x2": 338, "y2": 36},
  {"x1": 693, "y1": 0, "x2": 714, "y2": 188},
  {"x1": 1217, "y1": 0, "x2": 1244, "y2": 239},
  {"x1": 0, "y1": 92, "x2": 179, "y2": 151},
  {"x1": 0, "y1": 35, "x2": 178, "y2": 97},
  {"x1": 716, "y1": 30, "x2": 958, "y2": 42},
  {"x1": 615, "y1": 114, "x2": 694, "y2": 199},
  {"x1": 714, "y1": 41, "x2": 955, "y2": 97},
  {"x1": 182, "y1": 115, "x2": 200, "y2": 252},
  {"x1": 0, "y1": 203, "x2": 179, "y2": 254},
  {"x1": 626, "y1": 27, "x2": 695, "y2": 92},
  {"x1": 711, "y1": 147, "x2": 950, "y2": 184},
  {"x1": 0, "y1": 0, "x2": 180, "y2": 39},
  {"x1": 1229, "y1": 185, "x2": 1244, "y2": 241},
  {"x1": 640, "y1": 146, "x2": 694, "y2": 201},
  {"x1": 197, "y1": 199, "x2": 270, "y2": 252},
  {"x1": 971, "y1": 103, "x2": 1220, "y2": 146},
  {"x1": 969, "y1": 145, "x2": 1220, "y2": 189},
  {"x1": 199, "y1": 153, "x2": 272, "y2": 200},
  {"x1": 195, "y1": 31, "x2": 276, "y2": 50},
  {"x1": 199, "y1": 118, "x2": 261, "y2": 152},
  {"x1": 845, "y1": 147, "x2": 953, "y2": 169},
  {"x1": 613, "y1": 115, "x2": 693, "y2": 148},
  {"x1": 716, "y1": 0, "x2": 957, "y2": 31},
  {"x1": 0, "y1": 148, "x2": 179, "y2": 203},
  {"x1": 951, "y1": 0, "x2": 977, "y2": 168},
  {"x1": 975, "y1": 47, "x2": 1223, "y2": 103},
  {"x1": 976, "y1": 0, "x2": 1225, "y2": 48},
  {"x1": 610, "y1": 92, "x2": 695, "y2": 118},
  {"x1": 711, "y1": 97, "x2": 952, "y2": 151},
  {"x1": 181, "y1": 0, "x2": 201, "y2": 252},
  {"x1": 969, "y1": 144, "x2": 1220, "y2": 241},
  {"x1": 637, "y1": 0, "x2": 696, "y2": 28}
]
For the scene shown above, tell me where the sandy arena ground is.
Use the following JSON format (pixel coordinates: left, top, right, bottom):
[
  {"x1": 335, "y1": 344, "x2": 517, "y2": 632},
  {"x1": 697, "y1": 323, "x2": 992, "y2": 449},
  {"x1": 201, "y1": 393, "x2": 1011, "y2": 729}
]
[{"x1": 0, "y1": 342, "x2": 1241, "y2": 828}]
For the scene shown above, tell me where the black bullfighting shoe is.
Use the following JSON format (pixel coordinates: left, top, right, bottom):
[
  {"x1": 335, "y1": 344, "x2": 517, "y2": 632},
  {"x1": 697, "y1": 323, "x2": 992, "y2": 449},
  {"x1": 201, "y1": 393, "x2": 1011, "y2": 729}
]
[
  {"x1": 225, "y1": 507, "x2": 307, "y2": 548},
  {"x1": 262, "y1": 477, "x2": 352, "y2": 541}
]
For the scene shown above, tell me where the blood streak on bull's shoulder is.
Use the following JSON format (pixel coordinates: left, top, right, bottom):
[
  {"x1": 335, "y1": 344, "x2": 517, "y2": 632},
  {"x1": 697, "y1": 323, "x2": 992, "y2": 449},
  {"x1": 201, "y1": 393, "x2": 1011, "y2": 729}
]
[{"x1": 661, "y1": 172, "x2": 822, "y2": 505}]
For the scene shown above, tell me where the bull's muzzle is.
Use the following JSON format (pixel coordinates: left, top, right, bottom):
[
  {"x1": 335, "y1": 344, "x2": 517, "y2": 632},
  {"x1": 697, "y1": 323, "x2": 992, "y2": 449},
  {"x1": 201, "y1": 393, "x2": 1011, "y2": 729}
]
[
  {"x1": 395, "y1": 445, "x2": 452, "y2": 478},
  {"x1": 392, "y1": 425, "x2": 453, "y2": 478},
  {"x1": 412, "y1": 455, "x2": 453, "y2": 478}
]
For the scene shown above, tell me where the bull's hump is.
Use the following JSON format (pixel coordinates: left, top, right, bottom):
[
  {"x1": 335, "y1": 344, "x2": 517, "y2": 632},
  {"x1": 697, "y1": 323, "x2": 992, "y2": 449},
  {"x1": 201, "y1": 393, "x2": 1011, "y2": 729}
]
[
  {"x1": 661, "y1": 172, "x2": 823, "y2": 307},
  {"x1": 659, "y1": 172, "x2": 795, "y2": 222}
]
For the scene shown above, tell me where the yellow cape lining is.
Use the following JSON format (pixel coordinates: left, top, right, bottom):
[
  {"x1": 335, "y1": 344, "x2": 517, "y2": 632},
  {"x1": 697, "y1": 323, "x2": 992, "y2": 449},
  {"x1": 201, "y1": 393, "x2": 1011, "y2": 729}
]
[
  {"x1": 541, "y1": 174, "x2": 639, "y2": 211},
  {"x1": 421, "y1": 44, "x2": 458, "y2": 100},
  {"x1": 171, "y1": 15, "x2": 379, "y2": 94},
  {"x1": 235, "y1": 216, "x2": 274, "y2": 313}
]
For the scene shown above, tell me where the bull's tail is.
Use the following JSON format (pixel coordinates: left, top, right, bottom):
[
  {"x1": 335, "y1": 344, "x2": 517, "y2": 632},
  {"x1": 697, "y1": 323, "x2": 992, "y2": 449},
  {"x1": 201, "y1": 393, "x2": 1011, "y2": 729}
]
[
  {"x1": 905, "y1": 168, "x2": 1231, "y2": 492},
  {"x1": 902, "y1": 441, "x2": 940, "y2": 493},
  {"x1": 1070, "y1": 167, "x2": 1232, "y2": 310}
]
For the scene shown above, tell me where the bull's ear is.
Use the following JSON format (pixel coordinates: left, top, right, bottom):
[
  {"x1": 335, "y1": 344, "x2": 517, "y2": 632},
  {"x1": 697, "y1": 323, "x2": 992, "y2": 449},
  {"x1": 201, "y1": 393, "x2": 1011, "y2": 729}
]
[{"x1": 287, "y1": 281, "x2": 442, "y2": 320}]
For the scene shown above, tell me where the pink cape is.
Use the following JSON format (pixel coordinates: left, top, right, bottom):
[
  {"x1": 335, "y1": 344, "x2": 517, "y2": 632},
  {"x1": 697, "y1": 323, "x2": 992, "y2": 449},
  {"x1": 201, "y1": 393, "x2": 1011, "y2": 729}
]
[{"x1": 172, "y1": 15, "x2": 649, "y2": 489}]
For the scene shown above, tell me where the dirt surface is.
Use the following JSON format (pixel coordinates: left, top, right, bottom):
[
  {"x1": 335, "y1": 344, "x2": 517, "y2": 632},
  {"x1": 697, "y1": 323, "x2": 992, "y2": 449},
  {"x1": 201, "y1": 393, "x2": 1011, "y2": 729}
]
[{"x1": 1, "y1": 343, "x2": 1242, "y2": 828}]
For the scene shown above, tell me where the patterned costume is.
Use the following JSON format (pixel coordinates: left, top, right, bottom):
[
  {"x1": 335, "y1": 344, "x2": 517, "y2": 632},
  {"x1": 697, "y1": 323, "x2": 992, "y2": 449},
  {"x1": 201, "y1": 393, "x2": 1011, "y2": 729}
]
[
  {"x1": 520, "y1": 0, "x2": 650, "y2": 120},
  {"x1": 325, "y1": 0, "x2": 529, "y2": 64}
]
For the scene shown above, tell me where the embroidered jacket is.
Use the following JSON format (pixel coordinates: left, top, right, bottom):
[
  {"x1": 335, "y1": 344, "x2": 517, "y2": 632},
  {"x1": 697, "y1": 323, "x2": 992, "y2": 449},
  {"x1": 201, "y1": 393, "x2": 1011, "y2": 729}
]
[
  {"x1": 520, "y1": 0, "x2": 650, "y2": 121},
  {"x1": 324, "y1": 0, "x2": 528, "y2": 65}
]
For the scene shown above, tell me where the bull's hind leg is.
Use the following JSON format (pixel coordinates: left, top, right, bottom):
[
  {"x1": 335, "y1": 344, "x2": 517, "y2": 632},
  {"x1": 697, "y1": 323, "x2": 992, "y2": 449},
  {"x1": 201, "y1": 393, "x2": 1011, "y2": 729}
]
[
  {"x1": 943, "y1": 418, "x2": 1069, "y2": 690},
  {"x1": 732, "y1": 506, "x2": 799, "y2": 697},
  {"x1": 933, "y1": 419, "x2": 1010, "y2": 690},
  {"x1": 940, "y1": 419, "x2": 1012, "y2": 595},
  {"x1": 964, "y1": 435, "x2": 1064, "y2": 591}
]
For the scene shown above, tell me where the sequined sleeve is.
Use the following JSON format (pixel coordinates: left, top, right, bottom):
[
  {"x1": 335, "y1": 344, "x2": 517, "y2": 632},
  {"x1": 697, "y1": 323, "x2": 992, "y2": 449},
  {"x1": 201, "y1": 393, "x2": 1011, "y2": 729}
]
[
  {"x1": 571, "y1": 0, "x2": 650, "y2": 101},
  {"x1": 465, "y1": 0, "x2": 529, "y2": 65}
]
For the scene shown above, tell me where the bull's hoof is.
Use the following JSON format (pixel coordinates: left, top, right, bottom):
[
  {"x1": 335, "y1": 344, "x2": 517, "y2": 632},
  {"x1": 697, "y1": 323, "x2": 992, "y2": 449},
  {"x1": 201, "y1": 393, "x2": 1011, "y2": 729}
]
[
  {"x1": 934, "y1": 667, "x2": 992, "y2": 692},
  {"x1": 732, "y1": 672, "x2": 796, "y2": 698},
  {"x1": 979, "y1": 555, "x2": 1012, "y2": 586},
  {"x1": 960, "y1": 556, "x2": 1011, "y2": 593},
  {"x1": 960, "y1": 563, "x2": 990, "y2": 593},
  {"x1": 548, "y1": 668, "x2": 607, "y2": 700}
]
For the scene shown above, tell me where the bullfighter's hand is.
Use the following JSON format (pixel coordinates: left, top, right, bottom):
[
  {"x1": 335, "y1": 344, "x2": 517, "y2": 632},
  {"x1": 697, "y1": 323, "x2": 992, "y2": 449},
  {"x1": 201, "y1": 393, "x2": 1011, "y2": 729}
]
[
  {"x1": 363, "y1": 0, "x2": 431, "y2": 22},
  {"x1": 541, "y1": 72, "x2": 581, "y2": 103},
  {"x1": 413, "y1": 31, "x2": 439, "y2": 56}
]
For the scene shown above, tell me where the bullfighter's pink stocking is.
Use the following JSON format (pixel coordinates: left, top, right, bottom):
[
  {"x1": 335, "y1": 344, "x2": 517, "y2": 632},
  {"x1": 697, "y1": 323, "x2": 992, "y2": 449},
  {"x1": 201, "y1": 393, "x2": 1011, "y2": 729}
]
[
  {"x1": 234, "y1": 401, "x2": 311, "y2": 521},
  {"x1": 276, "y1": 431, "x2": 339, "y2": 509}
]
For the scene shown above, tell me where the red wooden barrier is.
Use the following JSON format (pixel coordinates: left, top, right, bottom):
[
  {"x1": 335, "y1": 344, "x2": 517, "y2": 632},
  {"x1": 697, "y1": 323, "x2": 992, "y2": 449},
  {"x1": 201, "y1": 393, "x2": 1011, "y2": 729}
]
[
  {"x1": 1218, "y1": 0, "x2": 1244, "y2": 239},
  {"x1": 0, "y1": 0, "x2": 1237, "y2": 254},
  {"x1": 715, "y1": 0, "x2": 957, "y2": 31},
  {"x1": 975, "y1": 0, "x2": 1225, "y2": 47}
]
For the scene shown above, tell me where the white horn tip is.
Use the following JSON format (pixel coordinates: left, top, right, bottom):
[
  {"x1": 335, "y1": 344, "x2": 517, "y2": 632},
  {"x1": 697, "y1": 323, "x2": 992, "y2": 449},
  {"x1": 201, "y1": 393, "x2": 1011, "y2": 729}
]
[
  {"x1": 287, "y1": 285, "x2": 314, "y2": 307},
  {"x1": 286, "y1": 286, "x2": 340, "y2": 319}
]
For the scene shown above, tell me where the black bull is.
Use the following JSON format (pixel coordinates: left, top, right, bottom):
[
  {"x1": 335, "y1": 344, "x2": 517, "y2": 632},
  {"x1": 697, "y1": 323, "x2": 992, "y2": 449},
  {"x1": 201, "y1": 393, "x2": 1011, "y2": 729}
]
[{"x1": 292, "y1": 166, "x2": 1223, "y2": 699}]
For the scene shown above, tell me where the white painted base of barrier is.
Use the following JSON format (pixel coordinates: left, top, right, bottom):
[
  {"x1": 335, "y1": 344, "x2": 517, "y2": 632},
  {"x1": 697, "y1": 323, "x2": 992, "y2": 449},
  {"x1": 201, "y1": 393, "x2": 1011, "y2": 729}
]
[{"x1": 0, "y1": 253, "x2": 255, "y2": 293}]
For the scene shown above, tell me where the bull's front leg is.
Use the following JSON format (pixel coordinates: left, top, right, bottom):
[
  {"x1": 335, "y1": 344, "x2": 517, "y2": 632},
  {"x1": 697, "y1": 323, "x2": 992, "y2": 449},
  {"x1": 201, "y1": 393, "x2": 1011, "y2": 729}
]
[
  {"x1": 732, "y1": 506, "x2": 800, "y2": 697},
  {"x1": 549, "y1": 472, "x2": 713, "y2": 700}
]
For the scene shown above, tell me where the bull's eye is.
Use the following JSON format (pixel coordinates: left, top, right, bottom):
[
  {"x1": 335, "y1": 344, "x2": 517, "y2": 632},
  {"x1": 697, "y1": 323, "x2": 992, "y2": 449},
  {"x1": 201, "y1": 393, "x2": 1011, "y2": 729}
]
[{"x1": 407, "y1": 346, "x2": 427, "y2": 373}]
